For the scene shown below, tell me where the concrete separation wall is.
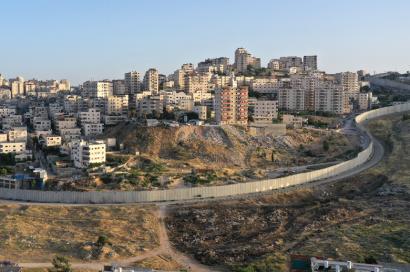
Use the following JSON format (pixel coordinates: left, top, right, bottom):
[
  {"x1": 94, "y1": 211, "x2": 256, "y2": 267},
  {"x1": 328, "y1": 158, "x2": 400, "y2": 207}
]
[{"x1": 1, "y1": 103, "x2": 410, "y2": 204}]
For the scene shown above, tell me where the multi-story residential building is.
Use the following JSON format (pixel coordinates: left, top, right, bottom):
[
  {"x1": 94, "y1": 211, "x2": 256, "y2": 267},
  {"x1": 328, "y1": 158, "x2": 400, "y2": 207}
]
[
  {"x1": 184, "y1": 73, "x2": 209, "y2": 94},
  {"x1": 278, "y1": 88, "x2": 306, "y2": 111},
  {"x1": 78, "y1": 108, "x2": 100, "y2": 124},
  {"x1": 112, "y1": 79, "x2": 127, "y2": 95},
  {"x1": 279, "y1": 56, "x2": 303, "y2": 70},
  {"x1": 303, "y1": 55, "x2": 318, "y2": 71},
  {"x1": 136, "y1": 95, "x2": 164, "y2": 116},
  {"x1": 0, "y1": 86, "x2": 12, "y2": 99},
  {"x1": 0, "y1": 106, "x2": 16, "y2": 117},
  {"x1": 55, "y1": 116, "x2": 77, "y2": 132},
  {"x1": 197, "y1": 57, "x2": 229, "y2": 73},
  {"x1": 253, "y1": 100, "x2": 278, "y2": 122},
  {"x1": 10, "y1": 76, "x2": 25, "y2": 97},
  {"x1": 313, "y1": 83, "x2": 350, "y2": 114},
  {"x1": 163, "y1": 91, "x2": 192, "y2": 107},
  {"x1": 59, "y1": 128, "x2": 81, "y2": 141},
  {"x1": 234, "y1": 48, "x2": 261, "y2": 73},
  {"x1": 358, "y1": 92, "x2": 373, "y2": 111},
  {"x1": 2, "y1": 115, "x2": 23, "y2": 129},
  {"x1": 335, "y1": 72, "x2": 360, "y2": 96},
  {"x1": 105, "y1": 95, "x2": 129, "y2": 115},
  {"x1": 71, "y1": 140, "x2": 106, "y2": 168},
  {"x1": 124, "y1": 71, "x2": 141, "y2": 94},
  {"x1": 82, "y1": 123, "x2": 104, "y2": 136},
  {"x1": 58, "y1": 79, "x2": 71, "y2": 91},
  {"x1": 0, "y1": 142, "x2": 26, "y2": 154},
  {"x1": 103, "y1": 115, "x2": 128, "y2": 126},
  {"x1": 214, "y1": 86, "x2": 248, "y2": 125},
  {"x1": 83, "y1": 80, "x2": 113, "y2": 98},
  {"x1": 63, "y1": 95, "x2": 81, "y2": 113},
  {"x1": 251, "y1": 78, "x2": 278, "y2": 94},
  {"x1": 33, "y1": 118, "x2": 51, "y2": 131},
  {"x1": 267, "y1": 59, "x2": 281, "y2": 70},
  {"x1": 6, "y1": 127, "x2": 27, "y2": 142},
  {"x1": 143, "y1": 68, "x2": 159, "y2": 94},
  {"x1": 40, "y1": 135, "x2": 62, "y2": 147},
  {"x1": 282, "y1": 114, "x2": 305, "y2": 128},
  {"x1": 193, "y1": 105, "x2": 207, "y2": 120},
  {"x1": 0, "y1": 133, "x2": 7, "y2": 142}
]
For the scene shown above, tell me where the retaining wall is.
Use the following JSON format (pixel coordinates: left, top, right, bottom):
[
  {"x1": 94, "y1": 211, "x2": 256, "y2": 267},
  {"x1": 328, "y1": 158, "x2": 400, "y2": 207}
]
[{"x1": 1, "y1": 103, "x2": 410, "y2": 204}]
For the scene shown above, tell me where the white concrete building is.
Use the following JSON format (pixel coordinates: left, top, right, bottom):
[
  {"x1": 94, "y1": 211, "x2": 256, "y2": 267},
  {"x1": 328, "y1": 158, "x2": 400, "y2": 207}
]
[
  {"x1": 143, "y1": 68, "x2": 159, "y2": 94},
  {"x1": 71, "y1": 140, "x2": 106, "y2": 168},
  {"x1": 124, "y1": 71, "x2": 141, "y2": 94},
  {"x1": 105, "y1": 95, "x2": 129, "y2": 115},
  {"x1": 251, "y1": 78, "x2": 278, "y2": 94},
  {"x1": 82, "y1": 123, "x2": 104, "y2": 136},
  {"x1": 235, "y1": 48, "x2": 261, "y2": 73},
  {"x1": 40, "y1": 135, "x2": 62, "y2": 147},
  {"x1": 253, "y1": 100, "x2": 278, "y2": 122},
  {"x1": 0, "y1": 142, "x2": 26, "y2": 154},
  {"x1": 78, "y1": 108, "x2": 100, "y2": 124},
  {"x1": 193, "y1": 105, "x2": 207, "y2": 120},
  {"x1": 6, "y1": 127, "x2": 27, "y2": 142},
  {"x1": 83, "y1": 81, "x2": 113, "y2": 98}
]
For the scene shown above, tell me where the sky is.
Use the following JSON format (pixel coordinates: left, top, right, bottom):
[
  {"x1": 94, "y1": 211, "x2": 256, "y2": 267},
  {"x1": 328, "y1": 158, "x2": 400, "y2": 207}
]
[{"x1": 1, "y1": 0, "x2": 410, "y2": 85}]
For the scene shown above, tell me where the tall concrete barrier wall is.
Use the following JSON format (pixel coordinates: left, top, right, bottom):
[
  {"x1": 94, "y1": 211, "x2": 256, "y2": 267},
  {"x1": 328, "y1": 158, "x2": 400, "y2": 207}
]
[{"x1": 1, "y1": 103, "x2": 410, "y2": 204}]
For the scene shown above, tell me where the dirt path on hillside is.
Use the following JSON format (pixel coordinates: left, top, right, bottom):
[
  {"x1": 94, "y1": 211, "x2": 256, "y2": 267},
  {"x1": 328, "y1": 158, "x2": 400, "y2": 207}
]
[{"x1": 19, "y1": 206, "x2": 218, "y2": 271}]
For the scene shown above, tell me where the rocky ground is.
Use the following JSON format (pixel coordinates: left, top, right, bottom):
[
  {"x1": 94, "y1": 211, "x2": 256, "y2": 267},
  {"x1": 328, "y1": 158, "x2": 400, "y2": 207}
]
[
  {"x1": 0, "y1": 205, "x2": 159, "y2": 262},
  {"x1": 165, "y1": 115, "x2": 410, "y2": 271}
]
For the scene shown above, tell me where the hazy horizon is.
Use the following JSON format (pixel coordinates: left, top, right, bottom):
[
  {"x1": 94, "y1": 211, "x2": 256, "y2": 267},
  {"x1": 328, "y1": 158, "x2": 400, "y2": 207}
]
[{"x1": 1, "y1": 0, "x2": 410, "y2": 85}]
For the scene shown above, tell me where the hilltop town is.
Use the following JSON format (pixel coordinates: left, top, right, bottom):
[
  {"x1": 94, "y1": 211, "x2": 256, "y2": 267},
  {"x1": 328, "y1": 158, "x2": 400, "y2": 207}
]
[{"x1": 0, "y1": 48, "x2": 378, "y2": 190}]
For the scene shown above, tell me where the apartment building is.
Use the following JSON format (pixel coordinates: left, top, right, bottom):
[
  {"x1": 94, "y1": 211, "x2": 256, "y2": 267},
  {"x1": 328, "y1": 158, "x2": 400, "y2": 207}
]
[
  {"x1": 251, "y1": 78, "x2": 278, "y2": 94},
  {"x1": 33, "y1": 118, "x2": 51, "y2": 131},
  {"x1": 234, "y1": 48, "x2": 261, "y2": 73},
  {"x1": 10, "y1": 77, "x2": 25, "y2": 97},
  {"x1": 358, "y1": 92, "x2": 373, "y2": 111},
  {"x1": 83, "y1": 80, "x2": 113, "y2": 98},
  {"x1": 279, "y1": 56, "x2": 303, "y2": 70},
  {"x1": 336, "y1": 72, "x2": 360, "y2": 96},
  {"x1": 124, "y1": 71, "x2": 141, "y2": 94},
  {"x1": 278, "y1": 88, "x2": 306, "y2": 111},
  {"x1": 55, "y1": 117, "x2": 77, "y2": 131},
  {"x1": 1, "y1": 115, "x2": 23, "y2": 128},
  {"x1": 313, "y1": 83, "x2": 350, "y2": 114},
  {"x1": 40, "y1": 135, "x2": 62, "y2": 147},
  {"x1": 253, "y1": 100, "x2": 278, "y2": 122},
  {"x1": 214, "y1": 86, "x2": 248, "y2": 125},
  {"x1": 0, "y1": 106, "x2": 16, "y2": 117},
  {"x1": 184, "y1": 73, "x2": 209, "y2": 94},
  {"x1": 0, "y1": 133, "x2": 7, "y2": 142},
  {"x1": 6, "y1": 127, "x2": 27, "y2": 142},
  {"x1": 71, "y1": 140, "x2": 106, "y2": 168},
  {"x1": 267, "y1": 59, "x2": 281, "y2": 70},
  {"x1": 63, "y1": 95, "x2": 81, "y2": 113},
  {"x1": 0, "y1": 142, "x2": 26, "y2": 154},
  {"x1": 143, "y1": 68, "x2": 159, "y2": 94},
  {"x1": 112, "y1": 79, "x2": 127, "y2": 95},
  {"x1": 78, "y1": 108, "x2": 100, "y2": 124},
  {"x1": 105, "y1": 95, "x2": 129, "y2": 115},
  {"x1": 136, "y1": 95, "x2": 164, "y2": 116},
  {"x1": 197, "y1": 57, "x2": 229, "y2": 73},
  {"x1": 193, "y1": 105, "x2": 207, "y2": 120},
  {"x1": 303, "y1": 55, "x2": 318, "y2": 71},
  {"x1": 82, "y1": 123, "x2": 104, "y2": 136}
]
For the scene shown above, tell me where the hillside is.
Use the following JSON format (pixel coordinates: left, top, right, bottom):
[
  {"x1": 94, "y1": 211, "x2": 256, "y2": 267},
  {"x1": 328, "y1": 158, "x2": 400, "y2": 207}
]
[
  {"x1": 165, "y1": 115, "x2": 410, "y2": 271},
  {"x1": 105, "y1": 123, "x2": 356, "y2": 184}
]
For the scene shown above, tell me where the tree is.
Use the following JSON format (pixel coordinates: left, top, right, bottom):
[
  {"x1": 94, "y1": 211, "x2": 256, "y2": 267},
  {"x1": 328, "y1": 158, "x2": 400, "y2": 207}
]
[{"x1": 48, "y1": 256, "x2": 72, "y2": 272}]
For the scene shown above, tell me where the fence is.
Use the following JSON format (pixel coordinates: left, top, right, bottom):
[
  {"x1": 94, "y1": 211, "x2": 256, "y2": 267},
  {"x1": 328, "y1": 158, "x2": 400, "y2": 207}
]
[{"x1": 1, "y1": 103, "x2": 410, "y2": 203}]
